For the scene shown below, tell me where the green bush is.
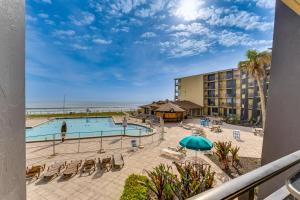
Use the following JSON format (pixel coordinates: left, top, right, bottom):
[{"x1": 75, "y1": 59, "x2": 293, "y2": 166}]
[{"x1": 120, "y1": 174, "x2": 149, "y2": 200}]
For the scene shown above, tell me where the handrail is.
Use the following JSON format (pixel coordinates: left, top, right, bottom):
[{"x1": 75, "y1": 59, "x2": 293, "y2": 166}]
[{"x1": 189, "y1": 150, "x2": 300, "y2": 200}]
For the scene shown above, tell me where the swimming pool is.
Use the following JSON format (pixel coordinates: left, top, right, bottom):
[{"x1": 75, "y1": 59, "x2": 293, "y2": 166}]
[{"x1": 26, "y1": 117, "x2": 152, "y2": 142}]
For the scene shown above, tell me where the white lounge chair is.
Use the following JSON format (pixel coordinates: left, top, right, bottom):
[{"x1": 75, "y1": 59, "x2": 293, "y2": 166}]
[{"x1": 161, "y1": 148, "x2": 185, "y2": 159}]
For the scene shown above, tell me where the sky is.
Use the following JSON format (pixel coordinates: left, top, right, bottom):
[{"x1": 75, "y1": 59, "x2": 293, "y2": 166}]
[{"x1": 26, "y1": 0, "x2": 275, "y2": 103}]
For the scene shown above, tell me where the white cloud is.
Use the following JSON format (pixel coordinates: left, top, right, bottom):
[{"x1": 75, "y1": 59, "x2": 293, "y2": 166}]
[
  {"x1": 111, "y1": 27, "x2": 130, "y2": 32},
  {"x1": 72, "y1": 44, "x2": 89, "y2": 50},
  {"x1": 110, "y1": 0, "x2": 147, "y2": 16},
  {"x1": 45, "y1": 19, "x2": 55, "y2": 25},
  {"x1": 256, "y1": 0, "x2": 275, "y2": 8},
  {"x1": 203, "y1": 7, "x2": 273, "y2": 31},
  {"x1": 89, "y1": 1, "x2": 103, "y2": 12},
  {"x1": 114, "y1": 72, "x2": 126, "y2": 81},
  {"x1": 169, "y1": 23, "x2": 209, "y2": 36},
  {"x1": 70, "y1": 12, "x2": 95, "y2": 26},
  {"x1": 141, "y1": 32, "x2": 157, "y2": 38},
  {"x1": 135, "y1": 8, "x2": 152, "y2": 17},
  {"x1": 93, "y1": 38, "x2": 112, "y2": 45},
  {"x1": 217, "y1": 30, "x2": 272, "y2": 47},
  {"x1": 129, "y1": 18, "x2": 143, "y2": 26},
  {"x1": 53, "y1": 30, "x2": 76, "y2": 37},
  {"x1": 26, "y1": 15, "x2": 37, "y2": 22},
  {"x1": 38, "y1": 0, "x2": 52, "y2": 4},
  {"x1": 134, "y1": 0, "x2": 170, "y2": 18},
  {"x1": 217, "y1": 31, "x2": 249, "y2": 47},
  {"x1": 174, "y1": 0, "x2": 205, "y2": 21},
  {"x1": 155, "y1": 24, "x2": 169, "y2": 30},
  {"x1": 160, "y1": 38, "x2": 211, "y2": 58},
  {"x1": 38, "y1": 13, "x2": 49, "y2": 18},
  {"x1": 224, "y1": 0, "x2": 275, "y2": 9}
]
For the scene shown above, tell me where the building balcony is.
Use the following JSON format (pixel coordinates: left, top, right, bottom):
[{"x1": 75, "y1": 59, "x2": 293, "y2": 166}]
[{"x1": 226, "y1": 94, "x2": 236, "y2": 97}]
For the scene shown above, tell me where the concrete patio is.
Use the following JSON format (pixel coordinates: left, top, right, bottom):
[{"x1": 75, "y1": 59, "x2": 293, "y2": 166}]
[{"x1": 26, "y1": 118, "x2": 263, "y2": 200}]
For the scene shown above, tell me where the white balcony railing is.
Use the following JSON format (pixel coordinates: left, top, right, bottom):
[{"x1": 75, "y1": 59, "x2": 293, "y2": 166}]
[{"x1": 188, "y1": 150, "x2": 300, "y2": 200}]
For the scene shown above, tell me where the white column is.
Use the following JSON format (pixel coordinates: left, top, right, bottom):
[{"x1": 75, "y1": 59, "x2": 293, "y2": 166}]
[{"x1": 0, "y1": 0, "x2": 26, "y2": 199}]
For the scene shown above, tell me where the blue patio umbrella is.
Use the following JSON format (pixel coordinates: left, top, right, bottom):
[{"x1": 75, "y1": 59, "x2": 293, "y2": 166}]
[{"x1": 179, "y1": 135, "x2": 213, "y2": 161}]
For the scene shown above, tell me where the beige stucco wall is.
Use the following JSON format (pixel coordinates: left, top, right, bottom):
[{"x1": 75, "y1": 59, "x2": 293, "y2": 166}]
[
  {"x1": 178, "y1": 75, "x2": 204, "y2": 106},
  {"x1": 0, "y1": 0, "x2": 26, "y2": 199}
]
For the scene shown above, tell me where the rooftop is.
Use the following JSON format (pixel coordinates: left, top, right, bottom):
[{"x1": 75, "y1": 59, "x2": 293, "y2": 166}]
[{"x1": 174, "y1": 67, "x2": 238, "y2": 80}]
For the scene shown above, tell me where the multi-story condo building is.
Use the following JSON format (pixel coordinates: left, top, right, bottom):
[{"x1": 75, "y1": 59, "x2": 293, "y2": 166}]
[{"x1": 174, "y1": 67, "x2": 270, "y2": 122}]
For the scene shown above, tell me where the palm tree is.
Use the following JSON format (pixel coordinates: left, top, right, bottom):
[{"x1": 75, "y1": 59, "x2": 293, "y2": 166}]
[{"x1": 238, "y1": 49, "x2": 271, "y2": 130}]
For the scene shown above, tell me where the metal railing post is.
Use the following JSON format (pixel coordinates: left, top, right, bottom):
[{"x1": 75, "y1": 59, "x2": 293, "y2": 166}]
[
  {"x1": 139, "y1": 129, "x2": 142, "y2": 147},
  {"x1": 100, "y1": 131, "x2": 103, "y2": 152},
  {"x1": 78, "y1": 132, "x2": 80, "y2": 153},
  {"x1": 248, "y1": 188, "x2": 255, "y2": 200},
  {"x1": 120, "y1": 130, "x2": 123, "y2": 150},
  {"x1": 52, "y1": 134, "x2": 55, "y2": 155}
]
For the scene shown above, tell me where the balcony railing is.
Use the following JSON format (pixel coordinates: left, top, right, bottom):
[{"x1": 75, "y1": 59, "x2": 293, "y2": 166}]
[
  {"x1": 188, "y1": 150, "x2": 300, "y2": 200},
  {"x1": 226, "y1": 94, "x2": 236, "y2": 97}
]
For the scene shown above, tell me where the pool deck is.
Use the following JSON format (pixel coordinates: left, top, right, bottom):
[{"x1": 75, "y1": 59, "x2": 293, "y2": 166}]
[
  {"x1": 26, "y1": 116, "x2": 150, "y2": 129},
  {"x1": 26, "y1": 118, "x2": 52, "y2": 128},
  {"x1": 26, "y1": 117, "x2": 263, "y2": 200}
]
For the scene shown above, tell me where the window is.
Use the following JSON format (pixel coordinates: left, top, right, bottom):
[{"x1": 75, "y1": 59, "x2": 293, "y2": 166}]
[
  {"x1": 208, "y1": 82, "x2": 215, "y2": 89},
  {"x1": 229, "y1": 109, "x2": 236, "y2": 115},
  {"x1": 208, "y1": 90, "x2": 215, "y2": 97},
  {"x1": 208, "y1": 74, "x2": 215, "y2": 81},
  {"x1": 212, "y1": 108, "x2": 218, "y2": 113},
  {"x1": 226, "y1": 71, "x2": 233, "y2": 79},
  {"x1": 227, "y1": 80, "x2": 236, "y2": 88}
]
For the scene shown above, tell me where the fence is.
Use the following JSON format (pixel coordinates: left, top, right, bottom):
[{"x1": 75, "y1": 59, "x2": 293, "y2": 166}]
[
  {"x1": 26, "y1": 127, "x2": 163, "y2": 160},
  {"x1": 25, "y1": 107, "x2": 138, "y2": 115}
]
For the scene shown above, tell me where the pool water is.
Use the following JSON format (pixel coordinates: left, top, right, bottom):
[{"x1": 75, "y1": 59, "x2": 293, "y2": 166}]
[{"x1": 26, "y1": 117, "x2": 151, "y2": 142}]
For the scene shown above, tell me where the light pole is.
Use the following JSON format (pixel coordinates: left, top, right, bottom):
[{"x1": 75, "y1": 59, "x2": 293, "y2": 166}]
[
  {"x1": 121, "y1": 116, "x2": 127, "y2": 150},
  {"x1": 122, "y1": 116, "x2": 127, "y2": 135},
  {"x1": 160, "y1": 117, "x2": 165, "y2": 140}
]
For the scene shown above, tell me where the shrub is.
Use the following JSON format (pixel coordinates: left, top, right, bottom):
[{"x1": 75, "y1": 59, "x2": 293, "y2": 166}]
[
  {"x1": 140, "y1": 164, "x2": 174, "y2": 200},
  {"x1": 214, "y1": 141, "x2": 232, "y2": 170},
  {"x1": 140, "y1": 162, "x2": 216, "y2": 200},
  {"x1": 171, "y1": 162, "x2": 215, "y2": 200},
  {"x1": 230, "y1": 146, "x2": 240, "y2": 167},
  {"x1": 120, "y1": 174, "x2": 149, "y2": 200}
]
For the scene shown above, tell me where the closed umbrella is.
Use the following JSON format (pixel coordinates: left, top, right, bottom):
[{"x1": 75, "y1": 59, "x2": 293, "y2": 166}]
[
  {"x1": 179, "y1": 135, "x2": 213, "y2": 161},
  {"x1": 160, "y1": 117, "x2": 164, "y2": 140}
]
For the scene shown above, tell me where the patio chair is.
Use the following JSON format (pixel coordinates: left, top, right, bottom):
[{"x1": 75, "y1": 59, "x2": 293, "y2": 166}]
[
  {"x1": 253, "y1": 128, "x2": 264, "y2": 136},
  {"x1": 81, "y1": 159, "x2": 96, "y2": 175},
  {"x1": 214, "y1": 126, "x2": 222, "y2": 133},
  {"x1": 43, "y1": 161, "x2": 66, "y2": 180},
  {"x1": 63, "y1": 160, "x2": 82, "y2": 178},
  {"x1": 26, "y1": 164, "x2": 45, "y2": 180},
  {"x1": 112, "y1": 153, "x2": 124, "y2": 169},
  {"x1": 233, "y1": 130, "x2": 241, "y2": 140},
  {"x1": 131, "y1": 139, "x2": 138, "y2": 152},
  {"x1": 101, "y1": 156, "x2": 112, "y2": 172}
]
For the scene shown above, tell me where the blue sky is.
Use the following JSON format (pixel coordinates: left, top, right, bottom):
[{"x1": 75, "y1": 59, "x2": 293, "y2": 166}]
[{"x1": 26, "y1": 0, "x2": 275, "y2": 103}]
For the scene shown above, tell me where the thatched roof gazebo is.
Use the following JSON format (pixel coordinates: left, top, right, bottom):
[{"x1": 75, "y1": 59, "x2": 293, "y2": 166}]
[
  {"x1": 173, "y1": 100, "x2": 203, "y2": 117},
  {"x1": 154, "y1": 102, "x2": 185, "y2": 122}
]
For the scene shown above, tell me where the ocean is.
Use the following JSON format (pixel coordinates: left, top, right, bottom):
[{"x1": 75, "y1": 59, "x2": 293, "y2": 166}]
[{"x1": 26, "y1": 101, "x2": 149, "y2": 115}]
